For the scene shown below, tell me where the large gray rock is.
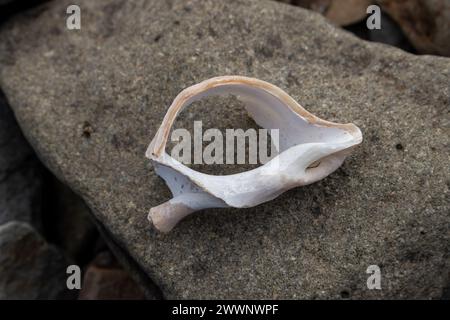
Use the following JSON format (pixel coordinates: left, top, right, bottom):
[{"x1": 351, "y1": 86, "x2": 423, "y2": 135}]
[
  {"x1": 0, "y1": 92, "x2": 43, "y2": 228},
  {"x1": 0, "y1": 0, "x2": 448, "y2": 299},
  {"x1": 0, "y1": 221, "x2": 74, "y2": 299}
]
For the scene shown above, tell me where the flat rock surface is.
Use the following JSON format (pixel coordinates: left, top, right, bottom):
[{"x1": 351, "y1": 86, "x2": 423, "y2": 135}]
[{"x1": 0, "y1": 0, "x2": 449, "y2": 298}]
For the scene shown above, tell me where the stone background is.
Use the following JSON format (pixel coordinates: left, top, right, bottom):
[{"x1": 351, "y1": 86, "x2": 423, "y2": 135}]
[{"x1": 0, "y1": 0, "x2": 448, "y2": 299}]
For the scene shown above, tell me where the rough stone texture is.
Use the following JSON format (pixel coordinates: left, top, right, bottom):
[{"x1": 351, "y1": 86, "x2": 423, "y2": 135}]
[
  {"x1": 378, "y1": 0, "x2": 450, "y2": 57},
  {"x1": 0, "y1": 91, "x2": 43, "y2": 228},
  {"x1": 0, "y1": 221, "x2": 74, "y2": 299},
  {"x1": 78, "y1": 251, "x2": 148, "y2": 300},
  {"x1": 0, "y1": 0, "x2": 448, "y2": 299}
]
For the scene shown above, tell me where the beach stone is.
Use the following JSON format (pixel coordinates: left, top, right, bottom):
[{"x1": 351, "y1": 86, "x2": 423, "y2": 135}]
[
  {"x1": 0, "y1": 0, "x2": 448, "y2": 299},
  {"x1": 279, "y1": 0, "x2": 372, "y2": 26},
  {"x1": 78, "y1": 251, "x2": 149, "y2": 300},
  {"x1": 378, "y1": 0, "x2": 450, "y2": 57},
  {"x1": 0, "y1": 92, "x2": 43, "y2": 229},
  {"x1": 0, "y1": 221, "x2": 74, "y2": 299}
]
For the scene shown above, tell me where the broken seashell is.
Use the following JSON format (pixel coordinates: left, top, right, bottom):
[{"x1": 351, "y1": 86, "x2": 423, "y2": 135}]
[{"x1": 146, "y1": 76, "x2": 362, "y2": 232}]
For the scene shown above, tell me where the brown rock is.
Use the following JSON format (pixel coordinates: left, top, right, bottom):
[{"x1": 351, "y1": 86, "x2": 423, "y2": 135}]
[
  {"x1": 378, "y1": 0, "x2": 450, "y2": 56},
  {"x1": 281, "y1": 0, "x2": 372, "y2": 26},
  {"x1": 78, "y1": 251, "x2": 147, "y2": 300}
]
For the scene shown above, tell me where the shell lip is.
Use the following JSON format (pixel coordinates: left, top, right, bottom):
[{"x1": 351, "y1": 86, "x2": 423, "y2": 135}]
[
  {"x1": 147, "y1": 75, "x2": 362, "y2": 159},
  {"x1": 146, "y1": 75, "x2": 363, "y2": 167},
  {"x1": 146, "y1": 75, "x2": 363, "y2": 208}
]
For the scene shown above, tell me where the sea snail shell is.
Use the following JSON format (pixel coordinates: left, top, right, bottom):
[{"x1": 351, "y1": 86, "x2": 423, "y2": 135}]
[{"x1": 146, "y1": 76, "x2": 362, "y2": 232}]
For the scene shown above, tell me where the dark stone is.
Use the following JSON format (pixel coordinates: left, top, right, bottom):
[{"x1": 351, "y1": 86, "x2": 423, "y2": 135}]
[
  {"x1": 41, "y1": 176, "x2": 99, "y2": 264},
  {"x1": 0, "y1": 221, "x2": 75, "y2": 299},
  {"x1": 78, "y1": 251, "x2": 150, "y2": 300},
  {"x1": 0, "y1": 91, "x2": 43, "y2": 229}
]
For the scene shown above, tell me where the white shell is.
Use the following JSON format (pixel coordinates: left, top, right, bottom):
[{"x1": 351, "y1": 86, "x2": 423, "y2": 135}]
[{"x1": 146, "y1": 76, "x2": 362, "y2": 232}]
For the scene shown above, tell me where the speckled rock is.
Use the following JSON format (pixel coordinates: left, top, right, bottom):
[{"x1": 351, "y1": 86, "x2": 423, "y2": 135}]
[
  {"x1": 0, "y1": 92, "x2": 43, "y2": 228},
  {"x1": 0, "y1": 221, "x2": 74, "y2": 299},
  {"x1": 0, "y1": 0, "x2": 448, "y2": 299}
]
